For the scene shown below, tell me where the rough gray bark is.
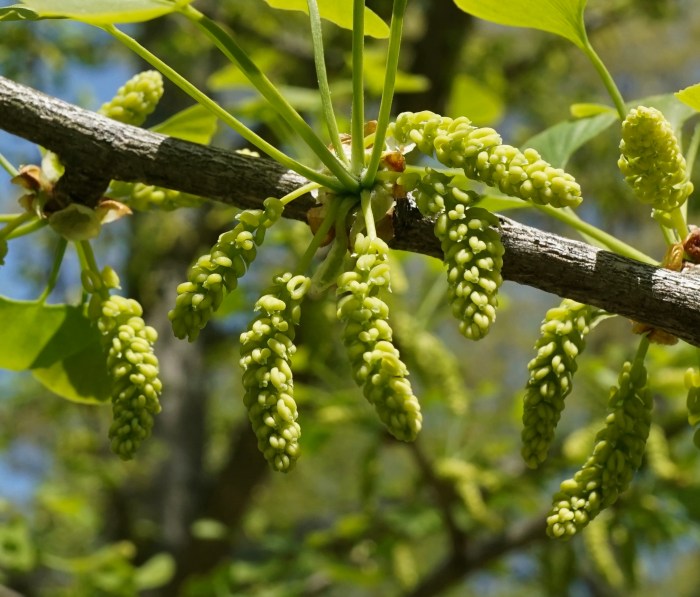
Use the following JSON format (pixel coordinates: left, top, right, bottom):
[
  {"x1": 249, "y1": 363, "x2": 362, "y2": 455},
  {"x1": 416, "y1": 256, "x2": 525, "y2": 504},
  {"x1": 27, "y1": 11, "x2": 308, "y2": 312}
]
[{"x1": 1, "y1": 75, "x2": 699, "y2": 346}]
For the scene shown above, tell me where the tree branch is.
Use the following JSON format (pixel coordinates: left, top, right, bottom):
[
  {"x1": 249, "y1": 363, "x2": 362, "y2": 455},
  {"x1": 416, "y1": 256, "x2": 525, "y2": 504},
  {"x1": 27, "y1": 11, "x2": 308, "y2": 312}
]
[{"x1": 1, "y1": 75, "x2": 699, "y2": 346}]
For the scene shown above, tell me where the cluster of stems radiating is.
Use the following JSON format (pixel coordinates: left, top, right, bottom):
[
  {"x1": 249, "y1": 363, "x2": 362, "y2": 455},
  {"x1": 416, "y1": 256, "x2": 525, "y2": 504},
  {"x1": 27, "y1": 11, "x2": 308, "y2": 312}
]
[
  {"x1": 410, "y1": 169, "x2": 504, "y2": 340},
  {"x1": 521, "y1": 300, "x2": 601, "y2": 468},
  {"x1": 618, "y1": 106, "x2": 693, "y2": 212},
  {"x1": 99, "y1": 70, "x2": 164, "y2": 126},
  {"x1": 336, "y1": 234, "x2": 422, "y2": 441},
  {"x1": 239, "y1": 272, "x2": 309, "y2": 472},
  {"x1": 547, "y1": 359, "x2": 652, "y2": 539},
  {"x1": 83, "y1": 267, "x2": 162, "y2": 460},
  {"x1": 169, "y1": 198, "x2": 284, "y2": 341},
  {"x1": 391, "y1": 111, "x2": 581, "y2": 208}
]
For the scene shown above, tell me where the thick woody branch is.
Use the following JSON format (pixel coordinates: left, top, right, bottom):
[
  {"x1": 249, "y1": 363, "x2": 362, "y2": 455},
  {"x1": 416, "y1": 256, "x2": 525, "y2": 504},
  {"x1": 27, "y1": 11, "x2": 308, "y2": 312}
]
[{"x1": 1, "y1": 75, "x2": 699, "y2": 346}]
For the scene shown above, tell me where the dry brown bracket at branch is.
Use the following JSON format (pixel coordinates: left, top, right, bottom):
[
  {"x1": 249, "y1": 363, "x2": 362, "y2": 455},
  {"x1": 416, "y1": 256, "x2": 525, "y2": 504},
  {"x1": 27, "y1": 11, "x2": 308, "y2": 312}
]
[{"x1": 0, "y1": 75, "x2": 699, "y2": 346}]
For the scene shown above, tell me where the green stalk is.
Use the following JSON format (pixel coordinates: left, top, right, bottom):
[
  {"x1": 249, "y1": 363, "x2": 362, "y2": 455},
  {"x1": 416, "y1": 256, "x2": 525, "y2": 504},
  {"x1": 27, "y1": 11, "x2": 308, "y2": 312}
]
[
  {"x1": 669, "y1": 207, "x2": 690, "y2": 241},
  {"x1": 363, "y1": 0, "x2": 408, "y2": 187},
  {"x1": 103, "y1": 24, "x2": 344, "y2": 193},
  {"x1": 581, "y1": 40, "x2": 626, "y2": 119},
  {"x1": 37, "y1": 238, "x2": 67, "y2": 303},
  {"x1": 306, "y1": 0, "x2": 347, "y2": 163},
  {"x1": 180, "y1": 5, "x2": 358, "y2": 191},
  {"x1": 682, "y1": 123, "x2": 700, "y2": 221},
  {"x1": 536, "y1": 204, "x2": 656, "y2": 265},
  {"x1": 0, "y1": 151, "x2": 18, "y2": 177},
  {"x1": 279, "y1": 181, "x2": 322, "y2": 207},
  {"x1": 360, "y1": 189, "x2": 377, "y2": 239},
  {"x1": 296, "y1": 198, "x2": 341, "y2": 274},
  {"x1": 0, "y1": 212, "x2": 35, "y2": 240},
  {"x1": 632, "y1": 334, "x2": 650, "y2": 374},
  {"x1": 350, "y1": 0, "x2": 366, "y2": 175},
  {"x1": 6, "y1": 218, "x2": 47, "y2": 239}
]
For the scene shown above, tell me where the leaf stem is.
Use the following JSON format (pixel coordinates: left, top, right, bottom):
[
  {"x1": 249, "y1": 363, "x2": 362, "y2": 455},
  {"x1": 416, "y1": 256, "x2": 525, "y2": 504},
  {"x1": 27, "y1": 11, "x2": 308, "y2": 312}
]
[
  {"x1": 306, "y1": 0, "x2": 347, "y2": 163},
  {"x1": 363, "y1": 0, "x2": 408, "y2": 187},
  {"x1": 581, "y1": 40, "x2": 626, "y2": 119},
  {"x1": 103, "y1": 24, "x2": 345, "y2": 192},
  {"x1": 296, "y1": 198, "x2": 341, "y2": 274},
  {"x1": 360, "y1": 189, "x2": 377, "y2": 239},
  {"x1": 37, "y1": 238, "x2": 67, "y2": 303},
  {"x1": 0, "y1": 151, "x2": 18, "y2": 177},
  {"x1": 279, "y1": 181, "x2": 322, "y2": 207},
  {"x1": 0, "y1": 212, "x2": 35, "y2": 240},
  {"x1": 180, "y1": 5, "x2": 358, "y2": 191},
  {"x1": 350, "y1": 0, "x2": 366, "y2": 175},
  {"x1": 6, "y1": 218, "x2": 47, "y2": 239},
  {"x1": 535, "y1": 204, "x2": 656, "y2": 265}
]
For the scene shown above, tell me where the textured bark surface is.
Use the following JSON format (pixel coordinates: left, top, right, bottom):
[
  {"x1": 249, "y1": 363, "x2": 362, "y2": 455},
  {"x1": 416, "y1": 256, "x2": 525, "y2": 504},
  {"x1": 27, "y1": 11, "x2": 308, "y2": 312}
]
[{"x1": 1, "y1": 75, "x2": 699, "y2": 346}]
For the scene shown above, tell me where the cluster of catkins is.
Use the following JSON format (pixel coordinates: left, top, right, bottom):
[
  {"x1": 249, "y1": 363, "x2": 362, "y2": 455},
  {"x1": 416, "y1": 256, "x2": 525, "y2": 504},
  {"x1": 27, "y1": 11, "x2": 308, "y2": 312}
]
[{"x1": 82, "y1": 267, "x2": 162, "y2": 460}]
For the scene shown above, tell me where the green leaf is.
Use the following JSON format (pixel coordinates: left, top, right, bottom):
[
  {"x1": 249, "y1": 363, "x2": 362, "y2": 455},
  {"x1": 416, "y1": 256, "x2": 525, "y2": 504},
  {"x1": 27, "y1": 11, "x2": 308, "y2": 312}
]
[
  {"x1": 445, "y1": 74, "x2": 504, "y2": 126},
  {"x1": 32, "y1": 340, "x2": 111, "y2": 404},
  {"x1": 570, "y1": 103, "x2": 617, "y2": 118},
  {"x1": 363, "y1": 49, "x2": 429, "y2": 95},
  {"x1": 676, "y1": 83, "x2": 700, "y2": 113},
  {"x1": 0, "y1": 297, "x2": 97, "y2": 370},
  {"x1": 523, "y1": 111, "x2": 617, "y2": 168},
  {"x1": 151, "y1": 105, "x2": 218, "y2": 145},
  {"x1": 453, "y1": 0, "x2": 589, "y2": 49},
  {"x1": 0, "y1": 5, "x2": 40, "y2": 21},
  {"x1": 16, "y1": 0, "x2": 185, "y2": 24},
  {"x1": 135, "y1": 553, "x2": 176, "y2": 590},
  {"x1": 262, "y1": 0, "x2": 389, "y2": 39}
]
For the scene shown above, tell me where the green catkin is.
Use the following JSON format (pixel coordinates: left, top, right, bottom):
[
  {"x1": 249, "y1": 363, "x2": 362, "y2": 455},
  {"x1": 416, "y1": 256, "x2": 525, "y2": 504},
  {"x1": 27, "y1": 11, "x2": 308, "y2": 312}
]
[
  {"x1": 582, "y1": 512, "x2": 626, "y2": 589},
  {"x1": 521, "y1": 300, "x2": 601, "y2": 468},
  {"x1": 410, "y1": 170, "x2": 504, "y2": 340},
  {"x1": 685, "y1": 368, "x2": 700, "y2": 449},
  {"x1": 391, "y1": 311, "x2": 470, "y2": 415},
  {"x1": 99, "y1": 70, "x2": 164, "y2": 126},
  {"x1": 618, "y1": 106, "x2": 693, "y2": 212},
  {"x1": 108, "y1": 181, "x2": 202, "y2": 211},
  {"x1": 239, "y1": 272, "x2": 310, "y2": 472},
  {"x1": 91, "y1": 292, "x2": 162, "y2": 460},
  {"x1": 546, "y1": 359, "x2": 652, "y2": 539},
  {"x1": 391, "y1": 111, "x2": 582, "y2": 208},
  {"x1": 336, "y1": 234, "x2": 422, "y2": 441},
  {"x1": 169, "y1": 198, "x2": 284, "y2": 341}
]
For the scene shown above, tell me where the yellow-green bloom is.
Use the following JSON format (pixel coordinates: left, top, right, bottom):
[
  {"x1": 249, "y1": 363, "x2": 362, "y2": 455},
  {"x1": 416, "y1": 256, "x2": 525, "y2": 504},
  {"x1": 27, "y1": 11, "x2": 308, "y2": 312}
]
[
  {"x1": 99, "y1": 70, "x2": 164, "y2": 127},
  {"x1": 618, "y1": 105, "x2": 693, "y2": 211}
]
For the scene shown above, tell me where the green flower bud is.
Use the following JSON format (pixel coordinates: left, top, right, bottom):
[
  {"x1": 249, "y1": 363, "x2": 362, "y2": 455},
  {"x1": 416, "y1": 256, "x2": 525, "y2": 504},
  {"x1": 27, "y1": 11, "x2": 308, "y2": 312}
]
[
  {"x1": 521, "y1": 300, "x2": 602, "y2": 468},
  {"x1": 392, "y1": 111, "x2": 581, "y2": 208},
  {"x1": 90, "y1": 293, "x2": 162, "y2": 460},
  {"x1": 239, "y1": 272, "x2": 310, "y2": 472},
  {"x1": 169, "y1": 198, "x2": 284, "y2": 341},
  {"x1": 99, "y1": 70, "x2": 164, "y2": 126},
  {"x1": 546, "y1": 360, "x2": 652, "y2": 539},
  {"x1": 336, "y1": 234, "x2": 422, "y2": 441},
  {"x1": 109, "y1": 181, "x2": 202, "y2": 211},
  {"x1": 618, "y1": 106, "x2": 693, "y2": 212}
]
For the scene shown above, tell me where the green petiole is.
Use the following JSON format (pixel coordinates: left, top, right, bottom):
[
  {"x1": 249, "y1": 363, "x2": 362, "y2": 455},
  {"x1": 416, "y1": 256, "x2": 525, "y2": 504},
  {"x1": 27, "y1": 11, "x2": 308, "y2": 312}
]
[
  {"x1": 306, "y1": 0, "x2": 347, "y2": 163},
  {"x1": 103, "y1": 24, "x2": 345, "y2": 193},
  {"x1": 180, "y1": 5, "x2": 359, "y2": 192},
  {"x1": 363, "y1": 0, "x2": 408, "y2": 187},
  {"x1": 350, "y1": 0, "x2": 366, "y2": 176},
  {"x1": 37, "y1": 238, "x2": 67, "y2": 303}
]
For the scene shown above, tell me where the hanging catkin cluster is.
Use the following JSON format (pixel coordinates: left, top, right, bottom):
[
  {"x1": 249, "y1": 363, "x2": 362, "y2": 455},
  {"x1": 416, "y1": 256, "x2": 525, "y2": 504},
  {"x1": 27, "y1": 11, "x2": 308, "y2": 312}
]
[
  {"x1": 521, "y1": 300, "x2": 602, "y2": 468},
  {"x1": 83, "y1": 268, "x2": 162, "y2": 460},
  {"x1": 99, "y1": 70, "x2": 164, "y2": 127},
  {"x1": 239, "y1": 272, "x2": 309, "y2": 472},
  {"x1": 336, "y1": 234, "x2": 422, "y2": 441},
  {"x1": 546, "y1": 360, "x2": 652, "y2": 539},
  {"x1": 169, "y1": 198, "x2": 284, "y2": 341},
  {"x1": 618, "y1": 106, "x2": 693, "y2": 212},
  {"x1": 410, "y1": 169, "x2": 504, "y2": 340},
  {"x1": 391, "y1": 111, "x2": 582, "y2": 208}
]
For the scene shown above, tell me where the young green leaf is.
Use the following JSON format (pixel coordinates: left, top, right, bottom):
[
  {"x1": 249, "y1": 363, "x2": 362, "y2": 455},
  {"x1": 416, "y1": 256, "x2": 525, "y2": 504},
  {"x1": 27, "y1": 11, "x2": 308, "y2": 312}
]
[
  {"x1": 32, "y1": 341, "x2": 111, "y2": 404},
  {"x1": 16, "y1": 0, "x2": 186, "y2": 24},
  {"x1": 453, "y1": 0, "x2": 588, "y2": 49},
  {"x1": 263, "y1": 0, "x2": 389, "y2": 38},
  {"x1": 676, "y1": 83, "x2": 700, "y2": 112},
  {"x1": 0, "y1": 298, "x2": 99, "y2": 370},
  {"x1": 523, "y1": 112, "x2": 617, "y2": 168},
  {"x1": 0, "y1": 5, "x2": 39, "y2": 21},
  {"x1": 150, "y1": 105, "x2": 218, "y2": 145}
]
